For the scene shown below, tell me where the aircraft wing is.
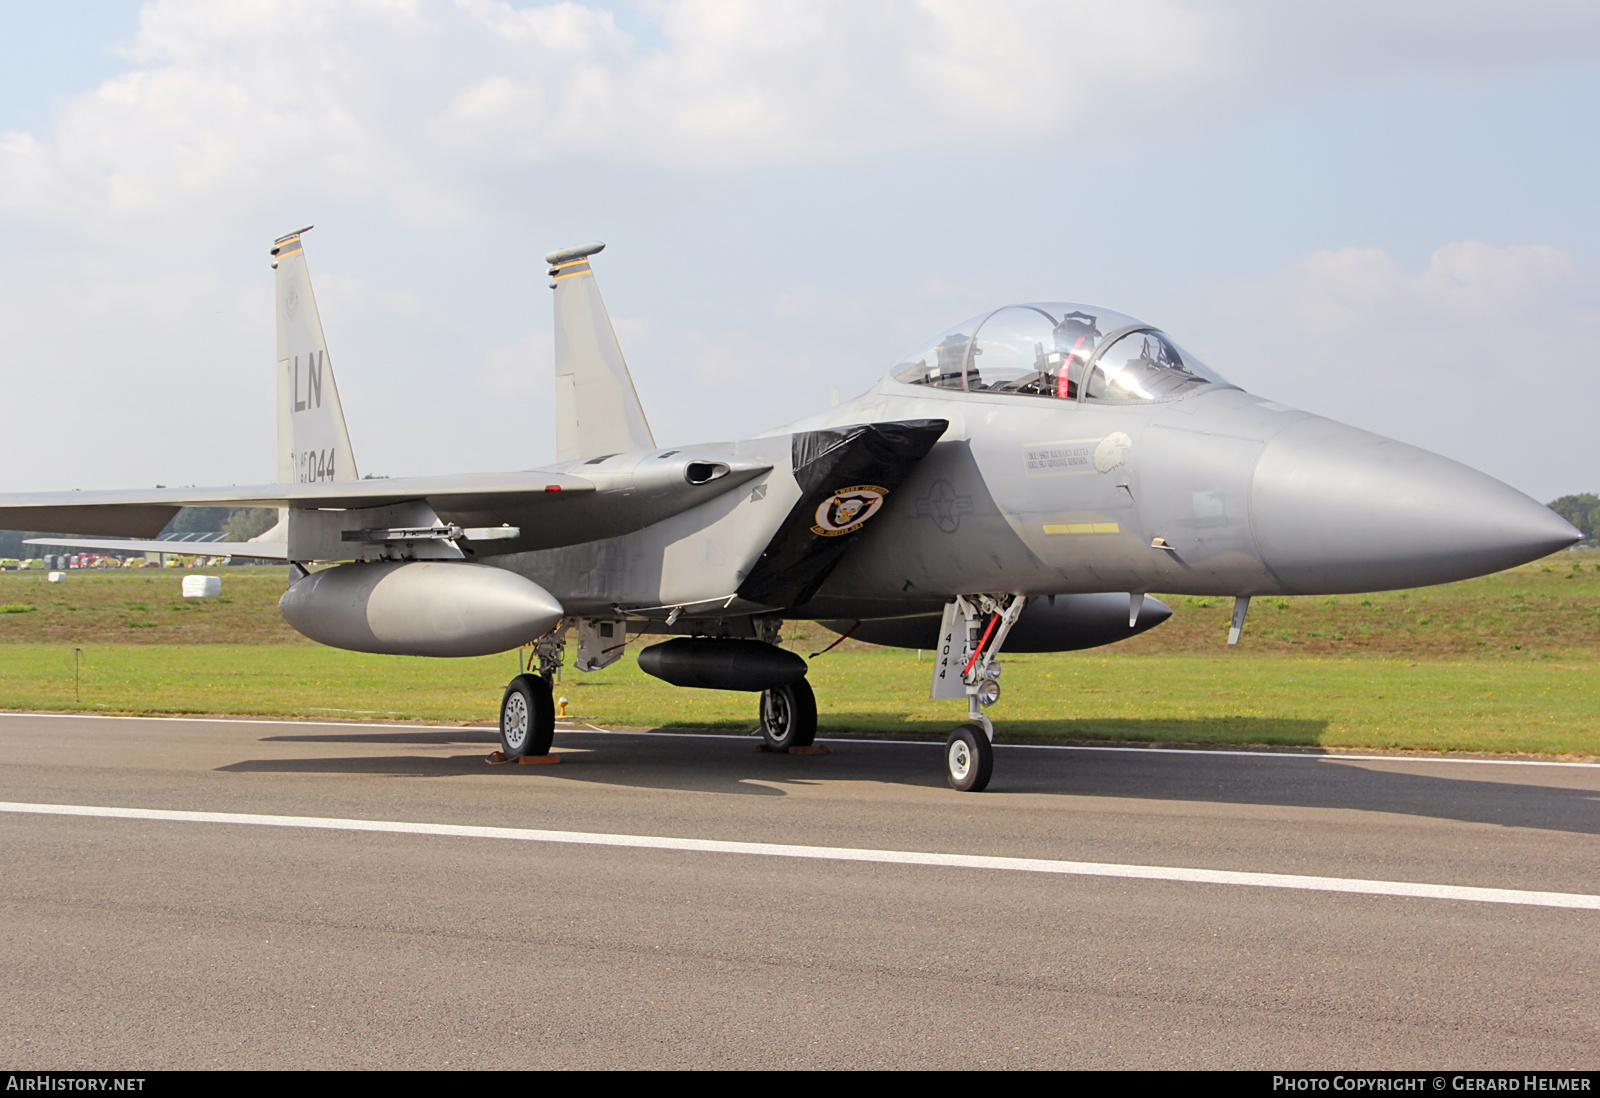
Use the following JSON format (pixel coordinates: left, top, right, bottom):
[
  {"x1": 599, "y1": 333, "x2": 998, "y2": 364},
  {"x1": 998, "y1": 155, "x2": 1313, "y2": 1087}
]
[
  {"x1": 0, "y1": 471, "x2": 596, "y2": 538},
  {"x1": 0, "y1": 454, "x2": 769, "y2": 556},
  {"x1": 0, "y1": 467, "x2": 598, "y2": 537}
]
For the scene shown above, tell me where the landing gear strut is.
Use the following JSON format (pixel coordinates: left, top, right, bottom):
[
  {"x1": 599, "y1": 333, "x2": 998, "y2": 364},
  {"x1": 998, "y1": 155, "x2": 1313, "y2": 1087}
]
[
  {"x1": 759, "y1": 678, "x2": 817, "y2": 751},
  {"x1": 933, "y1": 594, "x2": 1025, "y2": 792}
]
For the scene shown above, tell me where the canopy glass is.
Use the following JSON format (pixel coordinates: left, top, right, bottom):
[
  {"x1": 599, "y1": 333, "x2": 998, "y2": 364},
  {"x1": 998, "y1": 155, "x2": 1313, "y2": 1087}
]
[{"x1": 889, "y1": 303, "x2": 1232, "y2": 403}]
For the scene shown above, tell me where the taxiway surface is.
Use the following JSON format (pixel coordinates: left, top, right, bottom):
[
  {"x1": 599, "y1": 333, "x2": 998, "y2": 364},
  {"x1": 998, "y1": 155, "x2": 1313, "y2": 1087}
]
[{"x1": 1, "y1": 712, "x2": 1595, "y2": 1069}]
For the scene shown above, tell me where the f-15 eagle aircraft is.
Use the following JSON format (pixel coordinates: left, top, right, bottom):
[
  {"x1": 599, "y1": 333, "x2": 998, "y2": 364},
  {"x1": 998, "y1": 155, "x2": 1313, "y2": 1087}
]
[{"x1": 2, "y1": 230, "x2": 1580, "y2": 791}]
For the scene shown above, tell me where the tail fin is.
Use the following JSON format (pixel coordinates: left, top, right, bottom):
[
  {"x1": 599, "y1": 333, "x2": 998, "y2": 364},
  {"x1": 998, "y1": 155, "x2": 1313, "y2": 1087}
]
[
  {"x1": 271, "y1": 227, "x2": 359, "y2": 484},
  {"x1": 547, "y1": 241, "x2": 655, "y2": 462}
]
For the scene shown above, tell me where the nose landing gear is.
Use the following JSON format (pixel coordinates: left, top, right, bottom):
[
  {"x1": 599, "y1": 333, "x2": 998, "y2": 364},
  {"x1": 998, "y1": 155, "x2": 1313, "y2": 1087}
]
[
  {"x1": 944, "y1": 723, "x2": 993, "y2": 792},
  {"x1": 932, "y1": 594, "x2": 1025, "y2": 792}
]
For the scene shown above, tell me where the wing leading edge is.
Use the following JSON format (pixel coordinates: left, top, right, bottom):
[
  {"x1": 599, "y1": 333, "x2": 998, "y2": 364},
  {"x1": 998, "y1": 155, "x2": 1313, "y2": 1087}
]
[
  {"x1": 24, "y1": 536, "x2": 291, "y2": 561},
  {"x1": 0, "y1": 470, "x2": 597, "y2": 539},
  {"x1": 2, "y1": 450, "x2": 772, "y2": 560}
]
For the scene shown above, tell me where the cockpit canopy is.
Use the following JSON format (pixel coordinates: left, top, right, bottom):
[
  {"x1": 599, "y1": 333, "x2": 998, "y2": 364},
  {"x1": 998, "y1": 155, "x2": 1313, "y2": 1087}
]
[{"x1": 889, "y1": 302, "x2": 1232, "y2": 403}]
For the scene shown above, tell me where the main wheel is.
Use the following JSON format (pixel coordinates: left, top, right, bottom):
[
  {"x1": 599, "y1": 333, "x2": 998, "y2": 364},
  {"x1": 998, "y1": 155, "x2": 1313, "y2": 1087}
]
[
  {"x1": 500, "y1": 674, "x2": 555, "y2": 759},
  {"x1": 945, "y1": 724, "x2": 993, "y2": 792},
  {"x1": 759, "y1": 679, "x2": 817, "y2": 751}
]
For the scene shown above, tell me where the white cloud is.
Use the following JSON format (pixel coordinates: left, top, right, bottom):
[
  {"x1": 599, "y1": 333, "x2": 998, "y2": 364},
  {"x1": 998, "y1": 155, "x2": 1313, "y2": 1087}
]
[
  {"x1": 1, "y1": 2, "x2": 1597, "y2": 497},
  {"x1": 12, "y1": 0, "x2": 1595, "y2": 232},
  {"x1": 473, "y1": 329, "x2": 551, "y2": 398},
  {"x1": 768, "y1": 287, "x2": 867, "y2": 327},
  {"x1": 609, "y1": 313, "x2": 856, "y2": 443},
  {"x1": 444, "y1": 0, "x2": 1217, "y2": 169},
  {"x1": 1266, "y1": 242, "x2": 1581, "y2": 338},
  {"x1": 0, "y1": 260, "x2": 273, "y2": 491},
  {"x1": 1, "y1": 0, "x2": 465, "y2": 233},
  {"x1": 1210, "y1": 241, "x2": 1600, "y2": 499}
]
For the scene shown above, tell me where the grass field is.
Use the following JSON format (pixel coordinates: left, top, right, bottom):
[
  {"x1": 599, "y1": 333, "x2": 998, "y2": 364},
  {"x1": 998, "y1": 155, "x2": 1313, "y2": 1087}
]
[{"x1": 0, "y1": 554, "x2": 1596, "y2": 756}]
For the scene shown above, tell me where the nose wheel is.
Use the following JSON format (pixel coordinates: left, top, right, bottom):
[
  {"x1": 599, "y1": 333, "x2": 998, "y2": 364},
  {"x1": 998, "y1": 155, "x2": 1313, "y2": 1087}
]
[
  {"x1": 500, "y1": 673, "x2": 555, "y2": 759},
  {"x1": 945, "y1": 724, "x2": 993, "y2": 792}
]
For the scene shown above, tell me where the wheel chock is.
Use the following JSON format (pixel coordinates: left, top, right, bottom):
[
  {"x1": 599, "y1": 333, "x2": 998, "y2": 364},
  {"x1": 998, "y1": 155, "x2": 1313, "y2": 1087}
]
[
  {"x1": 789, "y1": 744, "x2": 831, "y2": 755},
  {"x1": 487, "y1": 751, "x2": 560, "y2": 765}
]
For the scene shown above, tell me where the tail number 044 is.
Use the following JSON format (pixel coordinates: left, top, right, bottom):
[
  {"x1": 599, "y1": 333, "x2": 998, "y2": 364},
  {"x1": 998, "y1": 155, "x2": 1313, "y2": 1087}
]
[{"x1": 298, "y1": 448, "x2": 337, "y2": 483}]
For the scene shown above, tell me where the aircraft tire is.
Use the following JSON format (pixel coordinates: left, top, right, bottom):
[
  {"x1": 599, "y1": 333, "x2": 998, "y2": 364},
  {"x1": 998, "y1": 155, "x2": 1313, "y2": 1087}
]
[
  {"x1": 945, "y1": 724, "x2": 993, "y2": 792},
  {"x1": 759, "y1": 678, "x2": 817, "y2": 751},
  {"x1": 500, "y1": 674, "x2": 555, "y2": 759}
]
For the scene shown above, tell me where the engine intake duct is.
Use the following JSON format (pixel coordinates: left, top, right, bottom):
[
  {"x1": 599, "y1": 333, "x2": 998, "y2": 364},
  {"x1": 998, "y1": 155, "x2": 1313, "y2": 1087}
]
[
  {"x1": 737, "y1": 418, "x2": 947, "y2": 609},
  {"x1": 636, "y1": 638, "x2": 806, "y2": 691}
]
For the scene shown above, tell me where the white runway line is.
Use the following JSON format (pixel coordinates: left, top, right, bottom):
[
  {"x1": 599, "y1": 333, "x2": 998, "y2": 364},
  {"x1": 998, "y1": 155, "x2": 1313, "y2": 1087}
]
[
  {"x1": 3, "y1": 711, "x2": 467, "y2": 731},
  {"x1": 3, "y1": 800, "x2": 1596, "y2": 911},
  {"x1": 6, "y1": 712, "x2": 1597, "y2": 768},
  {"x1": 576, "y1": 724, "x2": 1600, "y2": 769}
]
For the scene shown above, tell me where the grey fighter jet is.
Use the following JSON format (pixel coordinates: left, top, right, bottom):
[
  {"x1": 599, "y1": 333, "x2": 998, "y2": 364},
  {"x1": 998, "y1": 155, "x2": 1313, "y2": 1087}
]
[{"x1": 3, "y1": 232, "x2": 1580, "y2": 791}]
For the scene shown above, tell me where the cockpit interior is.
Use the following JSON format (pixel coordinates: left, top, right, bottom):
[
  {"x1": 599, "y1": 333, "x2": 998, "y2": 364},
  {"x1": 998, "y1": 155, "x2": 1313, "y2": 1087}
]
[{"x1": 890, "y1": 303, "x2": 1232, "y2": 403}]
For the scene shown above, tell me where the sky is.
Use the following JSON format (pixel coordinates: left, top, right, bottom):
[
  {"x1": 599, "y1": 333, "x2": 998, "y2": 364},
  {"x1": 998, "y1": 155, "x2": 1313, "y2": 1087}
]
[{"x1": 0, "y1": 0, "x2": 1596, "y2": 501}]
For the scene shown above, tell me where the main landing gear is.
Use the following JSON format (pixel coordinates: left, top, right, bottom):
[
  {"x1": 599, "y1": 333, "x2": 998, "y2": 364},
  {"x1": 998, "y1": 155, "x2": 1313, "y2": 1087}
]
[
  {"x1": 759, "y1": 678, "x2": 817, "y2": 751},
  {"x1": 932, "y1": 594, "x2": 1025, "y2": 792},
  {"x1": 498, "y1": 632, "x2": 564, "y2": 760},
  {"x1": 500, "y1": 674, "x2": 555, "y2": 758}
]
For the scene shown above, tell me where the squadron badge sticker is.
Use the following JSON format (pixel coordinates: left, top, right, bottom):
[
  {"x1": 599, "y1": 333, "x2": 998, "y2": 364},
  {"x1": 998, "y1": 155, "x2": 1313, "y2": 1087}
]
[{"x1": 812, "y1": 485, "x2": 888, "y2": 536}]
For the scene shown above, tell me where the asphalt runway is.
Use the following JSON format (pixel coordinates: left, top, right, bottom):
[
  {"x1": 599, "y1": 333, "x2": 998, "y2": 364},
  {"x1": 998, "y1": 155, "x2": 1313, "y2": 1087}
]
[{"x1": 1, "y1": 712, "x2": 1596, "y2": 1069}]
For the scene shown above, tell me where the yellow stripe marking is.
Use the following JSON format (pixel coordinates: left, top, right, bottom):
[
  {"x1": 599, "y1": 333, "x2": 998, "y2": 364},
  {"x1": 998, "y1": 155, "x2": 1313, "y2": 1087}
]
[{"x1": 1043, "y1": 522, "x2": 1120, "y2": 535}]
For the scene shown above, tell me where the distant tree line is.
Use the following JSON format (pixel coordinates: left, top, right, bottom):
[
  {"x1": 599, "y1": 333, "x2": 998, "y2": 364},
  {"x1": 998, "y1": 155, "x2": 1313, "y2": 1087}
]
[
  {"x1": 162, "y1": 506, "x2": 279, "y2": 542},
  {"x1": 1549, "y1": 494, "x2": 1599, "y2": 542}
]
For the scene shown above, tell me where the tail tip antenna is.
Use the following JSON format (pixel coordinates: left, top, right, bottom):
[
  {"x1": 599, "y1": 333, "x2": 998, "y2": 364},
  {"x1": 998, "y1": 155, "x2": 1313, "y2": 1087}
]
[
  {"x1": 544, "y1": 241, "x2": 605, "y2": 266},
  {"x1": 273, "y1": 225, "x2": 315, "y2": 246}
]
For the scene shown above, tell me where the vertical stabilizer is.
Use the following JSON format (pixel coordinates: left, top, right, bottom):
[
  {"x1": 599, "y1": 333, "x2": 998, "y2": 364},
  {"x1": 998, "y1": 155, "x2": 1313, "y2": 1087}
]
[
  {"x1": 272, "y1": 228, "x2": 359, "y2": 484},
  {"x1": 547, "y1": 241, "x2": 655, "y2": 462}
]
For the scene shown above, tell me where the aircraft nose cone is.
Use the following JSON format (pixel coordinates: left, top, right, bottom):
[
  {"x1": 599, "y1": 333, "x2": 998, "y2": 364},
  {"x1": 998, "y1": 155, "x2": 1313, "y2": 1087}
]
[{"x1": 1251, "y1": 418, "x2": 1580, "y2": 594}]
